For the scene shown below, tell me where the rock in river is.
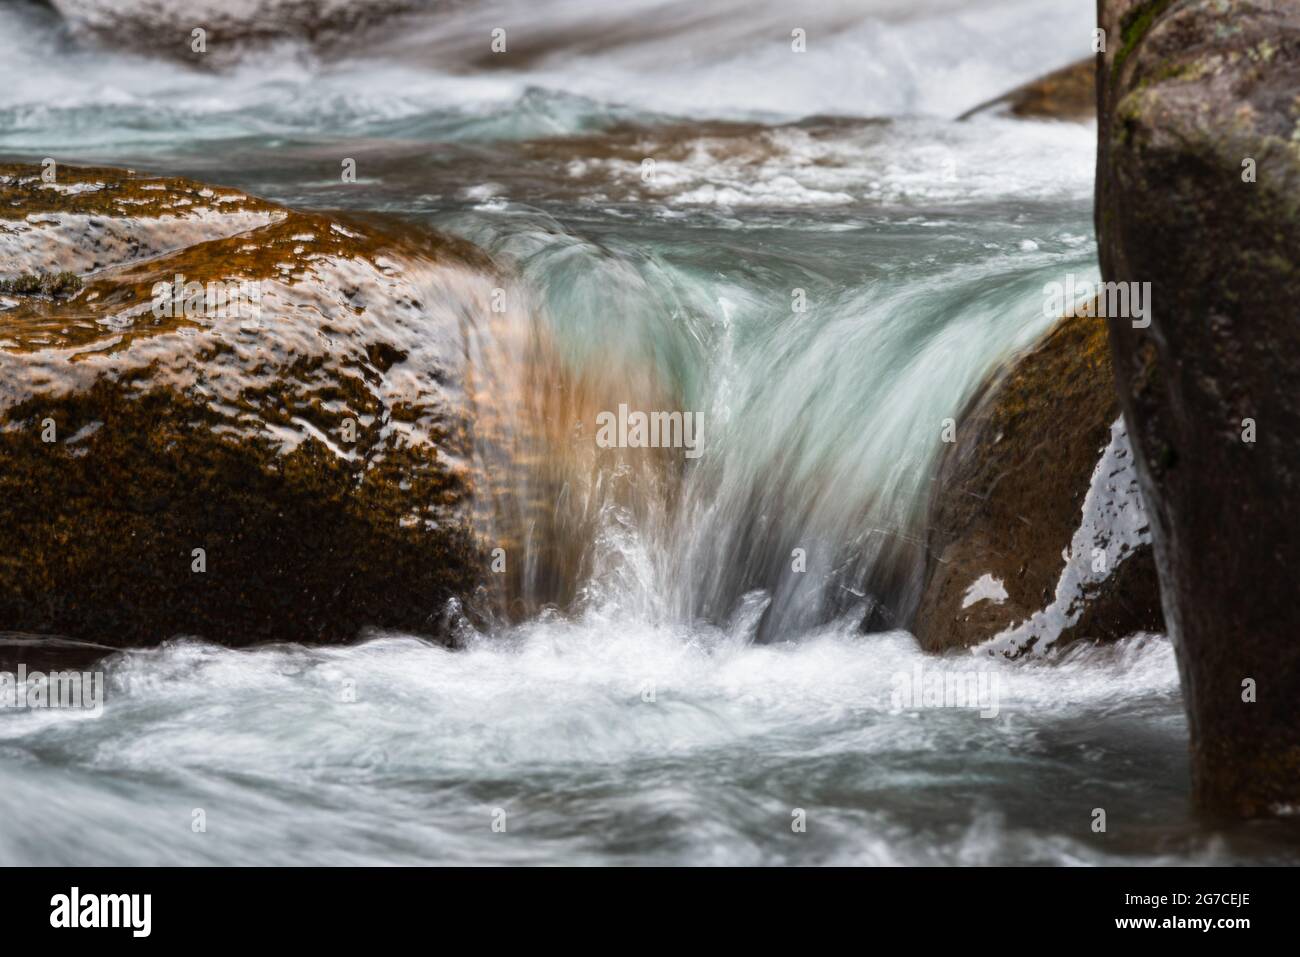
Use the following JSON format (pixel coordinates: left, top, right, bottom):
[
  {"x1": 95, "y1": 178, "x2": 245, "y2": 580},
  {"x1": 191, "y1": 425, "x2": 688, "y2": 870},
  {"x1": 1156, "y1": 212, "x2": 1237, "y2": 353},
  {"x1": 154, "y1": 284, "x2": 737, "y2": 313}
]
[
  {"x1": 958, "y1": 57, "x2": 1095, "y2": 121},
  {"x1": 0, "y1": 162, "x2": 496, "y2": 648},
  {"x1": 1096, "y1": 0, "x2": 1300, "y2": 816},
  {"x1": 912, "y1": 303, "x2": 1163, "y2": 656},
  {"x1": 44, "y1": 0, "x2": 414, "y2": 63}
]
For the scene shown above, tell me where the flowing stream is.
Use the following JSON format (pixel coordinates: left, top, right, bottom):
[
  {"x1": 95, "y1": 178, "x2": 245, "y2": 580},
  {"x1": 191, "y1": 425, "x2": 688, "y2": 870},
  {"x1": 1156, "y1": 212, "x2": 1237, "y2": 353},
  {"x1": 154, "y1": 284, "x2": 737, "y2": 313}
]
[{"x1": 3, "y1": 0, "x2": 1299, "y2": 864}]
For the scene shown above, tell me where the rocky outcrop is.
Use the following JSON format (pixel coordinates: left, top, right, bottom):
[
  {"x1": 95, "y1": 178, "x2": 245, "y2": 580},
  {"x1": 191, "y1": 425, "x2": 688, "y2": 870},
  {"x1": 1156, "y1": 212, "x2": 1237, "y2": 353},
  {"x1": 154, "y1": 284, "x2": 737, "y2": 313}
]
[
  {"x1": 1096, "y1": 0, "x2": 1300, "y2": 816},
  {"x1": 913, "y1": 305, "x2": 1162, "y2": 655},
  {"x1": 44, "y1": 0, "x2": 414, "y2": 63},
  {"x1": 0, "y1": 163, "x2": 495, "y2": 648},
  {"x1": 958, "y1": 58, "x2": 1095, "y2": 121}
]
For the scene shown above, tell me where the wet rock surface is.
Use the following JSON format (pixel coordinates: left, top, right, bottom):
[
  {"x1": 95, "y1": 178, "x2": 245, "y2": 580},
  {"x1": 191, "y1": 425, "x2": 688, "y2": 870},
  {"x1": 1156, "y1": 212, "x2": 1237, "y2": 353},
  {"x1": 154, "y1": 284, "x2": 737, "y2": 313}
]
[
  {"x1": 0, "y1": 162, "x2": 493, "y2": 648},
  {"x1": 958, "y1": 57, "x2": 1095, "y2": 121},
  {"x1": 43, "y1": 0, "x2": 414, "y2": 63},
  {"x1": 912, "y1": 306, "x2": 1163, "y2": 655},
  {"x1": 1097, "y1": 0, "x2": 1300, "y2": 816}
]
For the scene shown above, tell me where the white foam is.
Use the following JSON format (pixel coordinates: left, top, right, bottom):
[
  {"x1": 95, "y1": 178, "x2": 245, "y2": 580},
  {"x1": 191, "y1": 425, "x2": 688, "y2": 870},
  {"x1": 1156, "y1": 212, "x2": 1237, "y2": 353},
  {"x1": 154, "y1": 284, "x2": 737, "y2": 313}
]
[
  {"x1": 0, "y1": 616, "x2": 1183, "y2": 864},
  {"x1": 570, "y1": 117, "x2": 1095, "y2": 208}
]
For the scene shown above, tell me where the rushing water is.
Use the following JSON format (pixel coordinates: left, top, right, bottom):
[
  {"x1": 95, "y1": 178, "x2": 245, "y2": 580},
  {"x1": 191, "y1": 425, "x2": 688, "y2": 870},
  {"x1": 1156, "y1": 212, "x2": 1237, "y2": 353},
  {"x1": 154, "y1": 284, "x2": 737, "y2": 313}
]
[{"x1": 3, "y1": 0, "x2": 1299, "y2": 865}]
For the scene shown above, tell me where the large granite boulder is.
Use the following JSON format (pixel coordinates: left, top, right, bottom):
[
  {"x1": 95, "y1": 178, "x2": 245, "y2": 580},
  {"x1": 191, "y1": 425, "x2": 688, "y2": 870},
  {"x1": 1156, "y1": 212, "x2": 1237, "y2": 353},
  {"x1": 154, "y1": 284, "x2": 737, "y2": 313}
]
[
  {"x1": 1096, "y1": 0, "x2": 1300, "y2": 816},
  {"x1": 0, "y1": 162, "x2": 493, "y2": 648},
  {"x1": 913, "y1": 304, "x2": 1162, "y2": 655}
]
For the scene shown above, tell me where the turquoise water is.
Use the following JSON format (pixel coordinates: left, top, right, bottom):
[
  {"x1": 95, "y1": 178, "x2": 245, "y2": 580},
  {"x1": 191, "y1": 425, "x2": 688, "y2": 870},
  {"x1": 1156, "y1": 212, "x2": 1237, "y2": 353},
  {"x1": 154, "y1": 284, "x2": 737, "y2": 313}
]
[{"x1": 3, "y1": 0, "x2": 1298, "y2": 865}]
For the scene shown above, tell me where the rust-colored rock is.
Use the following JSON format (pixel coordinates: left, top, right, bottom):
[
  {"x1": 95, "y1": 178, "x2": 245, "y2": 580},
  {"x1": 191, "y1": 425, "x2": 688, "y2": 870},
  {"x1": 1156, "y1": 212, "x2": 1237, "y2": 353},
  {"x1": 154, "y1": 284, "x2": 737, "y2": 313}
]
[
  {"x1": 958, "y1": 58, "x2": 1095, "y2": 121},
  {"x1": 0, "y1": 163, "x2": 495, "y2": 648},
  {"x1": 913, "y1": 305, "x2": 1162, "y2": 654}
]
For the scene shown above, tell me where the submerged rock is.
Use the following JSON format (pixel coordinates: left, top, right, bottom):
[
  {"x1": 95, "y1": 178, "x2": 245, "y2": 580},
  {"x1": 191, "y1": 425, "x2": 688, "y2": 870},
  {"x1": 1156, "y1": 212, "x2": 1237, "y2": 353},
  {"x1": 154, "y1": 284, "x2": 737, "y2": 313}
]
[
  {"x1": 958, "y1": 57, "x2": 1095, "y2": 121},
  {"x1": 1097, "y1": 0, "x2": 1300, "y2": 816},
  {"x1": 912, "y1": 305, "x2": 1162, "y2": 654},
  {"x1": 0, "y1": 162, "x2": 494, "y2": 648}
]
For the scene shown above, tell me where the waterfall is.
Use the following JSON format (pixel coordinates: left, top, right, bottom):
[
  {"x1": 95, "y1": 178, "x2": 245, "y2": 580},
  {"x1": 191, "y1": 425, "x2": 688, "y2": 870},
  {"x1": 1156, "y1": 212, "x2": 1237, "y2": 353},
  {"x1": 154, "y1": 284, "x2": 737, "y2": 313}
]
[{"x1": 456, "y1": 193, "x2": 1099, "y2": 638}]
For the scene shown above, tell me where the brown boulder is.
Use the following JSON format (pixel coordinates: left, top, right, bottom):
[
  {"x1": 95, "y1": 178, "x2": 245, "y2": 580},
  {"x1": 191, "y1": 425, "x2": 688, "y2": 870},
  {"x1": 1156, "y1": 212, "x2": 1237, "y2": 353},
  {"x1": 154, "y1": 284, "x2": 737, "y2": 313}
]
[
  {"x1": 0, "y1": 163, "x2": 494, "y2": 648},
  {"x1": 913, "y1": 304, "x2": 1162, "y2": 654},
  {"x1": 958, "y1": 58, "x2": 1096, "y2": 121}
]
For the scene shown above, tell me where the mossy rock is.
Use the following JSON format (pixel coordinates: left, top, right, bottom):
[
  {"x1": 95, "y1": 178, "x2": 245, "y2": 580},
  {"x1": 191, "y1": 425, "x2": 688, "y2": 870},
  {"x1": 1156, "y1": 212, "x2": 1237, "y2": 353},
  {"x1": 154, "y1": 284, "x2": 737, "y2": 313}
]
[{"x1": 0, "y1": 163, "x2": 494, "y2": 648}]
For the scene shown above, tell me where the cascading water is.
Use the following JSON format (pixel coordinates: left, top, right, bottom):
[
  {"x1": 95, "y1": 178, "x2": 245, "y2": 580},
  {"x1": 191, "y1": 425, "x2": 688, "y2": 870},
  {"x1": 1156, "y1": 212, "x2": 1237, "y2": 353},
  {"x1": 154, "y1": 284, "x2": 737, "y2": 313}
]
[
  {"x1": 451, "y1": 187, "x2": 1101, "y2": 638},
  {"x1": 3, "y1": 0, "x2": 1299, "y2": 865}
]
